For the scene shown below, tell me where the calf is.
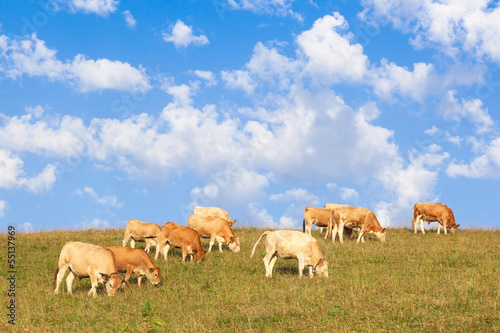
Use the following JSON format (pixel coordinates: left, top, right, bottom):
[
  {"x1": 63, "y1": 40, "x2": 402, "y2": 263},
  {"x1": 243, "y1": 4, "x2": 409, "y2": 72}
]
[
  {"x1": 122, "y1": 219, "x2": 161, "y2": 253},
  {"x1": 54, "y1": 241, "x2": 125, "y2": 297},
  {"x1": 194, "y1": 206, "x2": 236, "y2": 225},
  {"x1": 250, "y1": 230, "x2": 328, "y2": 279},
  {"x1": 187, "y1": 214, "x2": 240, "y2": 253},
  {"x1": 105, "y1": 245, "x2": 161, "y2": 287},
  {"x1": 330, "y1": 206, "x2": 386, "y2": 243},
  {"x1": 412, "y1": 202, "x2": 459, "y2": 235},
  {"x1": 155, "y1": 222, "x2": 206, "y2": 262}
]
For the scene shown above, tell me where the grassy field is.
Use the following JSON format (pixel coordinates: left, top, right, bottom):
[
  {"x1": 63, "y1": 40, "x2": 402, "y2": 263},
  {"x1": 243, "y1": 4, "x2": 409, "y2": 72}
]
[{"x1": 1, "y1": 227, "x2": 499, "y2": 332}]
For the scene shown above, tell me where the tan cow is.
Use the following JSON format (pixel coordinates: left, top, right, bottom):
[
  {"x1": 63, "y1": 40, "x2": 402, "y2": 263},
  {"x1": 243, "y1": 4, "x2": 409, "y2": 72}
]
[
  {"x1": 187, "y1": 214, "x2": 240, "y2": 253},
  {"x1": 54, "y1": 241, "x2": 125, "y2": 297},
  {"x1": 330, "y1": 206, "x2": 386, "y2": 243},
  {"x1": 302, "y1": 206, "x2": 333, "y2": 239},
  {"x1": 155, "y1": 222, "x2": 206, "y2": 262},
  {"x1": 412, "y1": 202, "x2": 459, "y2": 235},
  {"x1": 250, "y1": 230, "x2": 328, "y2": 279},
  {"x1": 122, "y1": 219, "x2": 161, "y2": 253},
  {"x1": 193, "y1": 206, "x2": 236, "y2": 225},
  {"x1": 105, "y1": 246, "x2": 161, "y2": 287},
  {"x1": 323, "y1": 203, "x2": 353, "y2": 238}
]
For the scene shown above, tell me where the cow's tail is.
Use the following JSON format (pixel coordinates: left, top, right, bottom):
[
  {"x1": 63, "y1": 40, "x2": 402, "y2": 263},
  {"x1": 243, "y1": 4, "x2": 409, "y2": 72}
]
[
  {"x1": 302, "y1": 217, "x2": 305, "y2": 233},
  {"x1": 53, "y1": 267, "x2": 59, "y2": 289},
  {"x1": 250, "y1": 231, "x2": 270, "y2": 260}
]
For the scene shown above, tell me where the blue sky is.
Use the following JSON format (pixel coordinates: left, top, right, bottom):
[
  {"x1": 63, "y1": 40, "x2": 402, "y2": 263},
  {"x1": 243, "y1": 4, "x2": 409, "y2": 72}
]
[{"x1": 1, "y1": 0, "x2": 500, "y2": 233}]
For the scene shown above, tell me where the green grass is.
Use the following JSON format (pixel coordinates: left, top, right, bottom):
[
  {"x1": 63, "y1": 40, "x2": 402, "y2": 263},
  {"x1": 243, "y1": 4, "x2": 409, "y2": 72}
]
[{"x1": 1, "y1": 227, "x2": 499, "y2": 332}]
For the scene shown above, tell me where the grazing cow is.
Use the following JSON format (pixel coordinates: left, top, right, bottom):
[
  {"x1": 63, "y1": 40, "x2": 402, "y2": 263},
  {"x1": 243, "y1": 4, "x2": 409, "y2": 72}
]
[
  {"x1": 323, "y1": 203, "x2": 353, "y2": 238},
  {"x1": 187, "y1": 214, "x2": 240, "y2": 253},
  {"x1": 105, "y1": 246, "x2": 161, "y2": 287},
  {"x1": 54, "y1": 241, "x2": 125, "y2": 297},
  {"x1": 330, "y1": 206, "x2": 386, "y2": 243},
  {"x1": 250, "y1": 230, "x2": 328, "y2": 279},
  {"x1": 193, "y1": 206, "x2": 236, "y2": 225},
  {"x1": 412, "y1": 202, "x2": 459, "y2": 235},
  {"x1": 302, "y1": 206, "x2": 333, "y2": 239},
  {"x1": 122, "y1": 219, "x2": 161, "y2": 253},
  {"x1": 155, "y1": 222, "x2": 205, "y2": 262}
]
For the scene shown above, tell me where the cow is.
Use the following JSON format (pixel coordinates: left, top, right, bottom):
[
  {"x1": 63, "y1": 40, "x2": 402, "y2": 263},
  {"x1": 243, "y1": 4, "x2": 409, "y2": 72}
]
[
  {"x1": 412, "y1": 202, "x2": 459, "y2": 235},
  {"x1": 187, "y1": 214, "x2": 240, "y2": 253},
  {"x1": 54, "y1": 241, "x2": 125, "y2": 297},
  {"x1": 122, "y1": 219, "x2": 161, "y2": 254},
  {"x1": 193, "y1": 206, "x2": 236, "y2": 225},
  {"x1": 105, "y1": 246, "x2": 161, "y2": 287},
  {"x1": 329, "y1": 206, "x2": 386, "y2": 244},
  {"x1": 155, "y1": 222, "x2": 206, "y2": 263},
  {"x1": 250, "y1": 230, "x2": 328, "y2": 279},
  {"x1": 323, "y1": 203, "x2": 353, "y2": 238},
  {"x1": 302, "y1": 206, "x2": 333, "y2": 239}
]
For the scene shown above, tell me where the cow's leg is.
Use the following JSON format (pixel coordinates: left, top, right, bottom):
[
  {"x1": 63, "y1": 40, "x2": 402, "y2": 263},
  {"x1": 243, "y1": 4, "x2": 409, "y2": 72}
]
[
  {"x1": 88, "y1": 273, "x2": 98, "y2": 297},
  {"x1": 54, "y1": 263, "x2": 69, "y2": 294},
  {"x1": 130, "y1": 238, "x2": 136, "y2": 249},
  {"x1": 65, "y1": 270, "x2": 75, "y2": 294},
  {"x1": 181, "y1": 246, "x2": 187, "y2": 263},
  {"x1": 357, "y1": 227, "x2": 366, "y2": 243},
  {"x1": 137, "y1": 276, "x2": 143, "y2": 287},
  {"x1": 263, "y1": 252, "x2": 275, "y2": 278},
  {"x1": 419, "y1": 218, "x2": 425, "y2": 234},
  {"x1": 208, "y1": 235, "x2": 216, "y2": 253},
  {"x1": 125, "y1": 265, "x2": 133, "y2": 285},
  {"x1": 442, "y1": 221, "x2": 447, "y2": 235},
  {"x1": 122, "y1": 230, "x2": 131, "y2": 247},
  {"x1": 268, "y1": 255, "x2": 278, "y2": 278},
  {"x1": 338, "y1": 222, "x2": 345, "y2": 244},
  {"x1": 297, "y1": 256, "x2": 305, "y2": 279},
  {"x1": 144, "y1": 240, "x2": 151, "y2": 253},
  {"x1": 155, "y1": 240, "x2": 163, "y2": 260},
  {"x1": 163, "y1": 244, "x2": 171, "y2": 261}
]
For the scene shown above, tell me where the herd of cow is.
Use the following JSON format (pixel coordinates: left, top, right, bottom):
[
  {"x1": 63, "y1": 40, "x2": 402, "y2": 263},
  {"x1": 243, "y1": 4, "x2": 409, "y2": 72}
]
[{"x1": 53, "y1": 202, "x2": 459, "y2": 296}]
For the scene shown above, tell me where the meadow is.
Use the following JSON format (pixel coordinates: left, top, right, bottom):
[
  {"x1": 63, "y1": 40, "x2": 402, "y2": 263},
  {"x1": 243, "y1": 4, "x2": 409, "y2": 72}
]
[{"x1": 1, "y1": 226, "x2": 499, "y2": 332}]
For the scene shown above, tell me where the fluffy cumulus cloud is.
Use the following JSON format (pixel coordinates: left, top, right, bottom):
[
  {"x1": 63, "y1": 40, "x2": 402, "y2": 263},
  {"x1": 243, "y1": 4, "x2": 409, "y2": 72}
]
[
  {"x1": 0, "y1": 149, "x2": 56, "y2": 193},
  {"x1": 447, "y1": 137, "x2": 500, "y2": 178},
  {"x1": 0, "y1": 34, "x2": 151, "y2": 93},
  {"x1": 162, "y1": 20, "x2": 209, "y2": 48},
  {"x1": 269, "y1": 188, "x2": 320, "y2": 205},
  {"x1": 361, "y1": 0, "x2": 500, "y2": 63}
]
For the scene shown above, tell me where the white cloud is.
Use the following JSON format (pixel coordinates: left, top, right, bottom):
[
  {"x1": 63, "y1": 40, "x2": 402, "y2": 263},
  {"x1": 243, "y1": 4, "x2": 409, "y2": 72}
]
[
  {"x1": 160, "y1": 78, "x2": 197, "y2": 106},
  {"x1": 297, "y1": 12, "x2": 368, "y2": 84},
  {"x1": 123, "y1": 10, "x2": 137, "y2": 28},
  {"x1": 55, "y1": 0, "x2": 119, "y2": 16},
  {"x1": 162, "y1": 20, "x2": 209, "y2": 48},
  {"x1": 269, "y1": 187, "x2": 319, "y2": 205},
  {"x1": 226, "y1": 0, "x2": 303, "y2": 21},
  {"x1": 21, "y1": 222, "x2": 34, "y2": 233},
  {"x1": 439, "y1": 90, "x2": 494, "y2": 134},
  {"x1": 0, "y1": 200, "x2": 6, "y2": 217},
  {"x1": 369, "y1": 60, "x2": 435, "y2": 102},
  {"x1": 0, "y1": 34, "x2": 151, "y2": 93},
  {"x1": 221, "y1": 69, "x2": 256, "y2": 94},
  {"x1": 0, "y1": 149, "x2": 57, "y2": 193},
  {"x1": 339, "y1": 187, "x2": 359, "y2": 201},
  {"x1": 74, "y1": 186, "x2": 123, "y2": 208},
  {"x1": 362, "y1": 0, "x2": 500, "y2": 63},
  {"x1": 193, "y1": 70, "x2": 217, "y2": 86},
  {"x1": 247, "y1": 203, "x2": 278, "y2": 228},
  {"x1": 80, "y1": 218, "x2": 112, "y2": 230},
  {"x1": 447, "y1": 136, "x2": 500, "y2": 178}
]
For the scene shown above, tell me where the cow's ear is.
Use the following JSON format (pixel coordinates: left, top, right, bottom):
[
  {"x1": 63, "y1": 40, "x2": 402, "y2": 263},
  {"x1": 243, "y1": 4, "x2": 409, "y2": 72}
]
[
  {"x1": 382, "y1": 228, "x2": 386, "y2": 233},
  {"x1": 233, "y1": 220, "x2": 237, "y2": 224},
  {"x1": 100, "y1": 273, "x2": 110, "y2": 281},
  {"x1": 150, "y1": 268, "x2": 155, "y2": 273}
]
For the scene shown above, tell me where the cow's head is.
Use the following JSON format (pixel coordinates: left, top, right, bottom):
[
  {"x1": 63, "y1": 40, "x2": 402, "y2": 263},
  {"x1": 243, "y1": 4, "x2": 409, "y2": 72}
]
[
  {"x1": 195, "y1": 248, "x2": 206, "y2": 263},
  {"x1": 147, "y1": 267, "x2": 161, "y2": 285},
  {"x1": 100, "y1": 273, "x2": 125, "y2": 296},
  {"x1": 375, "y1": 228, "x2": 386, "y2": 242},
  {"x1": 449, "y1": 224, "x2": 460, "y2": 234},
  {"x1": 313, "y1": 259, "x2": 328, "y2": 278},
  {"x1": 228, "y1": 237, "x2": 240, "y2": 253}
]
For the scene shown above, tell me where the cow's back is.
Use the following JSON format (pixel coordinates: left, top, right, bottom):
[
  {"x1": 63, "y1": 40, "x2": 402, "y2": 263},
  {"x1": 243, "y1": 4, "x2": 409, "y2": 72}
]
[
  {"x1": 60, "y1": 241, "x2": 116, "y2": 276},
  {"x1": 105, "y1": 245, "x2": 151, "y2": 271},
  {"x1": 194, "y1": 206, "x2": 230, "y2": 219},
  {"x1": 127, "y1": 219, "x2": 161, "y2": 237},
  {"x1": 188, "y1": 214, "x2": 231, "y2": 236}
]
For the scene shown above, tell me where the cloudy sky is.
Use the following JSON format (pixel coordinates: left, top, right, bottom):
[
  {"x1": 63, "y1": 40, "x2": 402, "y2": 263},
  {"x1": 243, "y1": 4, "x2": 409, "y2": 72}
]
[{"x1": 1, "y1": 0, "x2": 500, "y2": 233}]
